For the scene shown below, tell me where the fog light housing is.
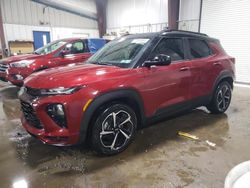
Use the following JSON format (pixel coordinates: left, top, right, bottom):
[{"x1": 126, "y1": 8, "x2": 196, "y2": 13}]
[
  {"x1": 47, "y1": 104, "x2": 67, "y2": 128},
  {"x1": 14, "y1": 74, "x2": 24, "y2": 80}
]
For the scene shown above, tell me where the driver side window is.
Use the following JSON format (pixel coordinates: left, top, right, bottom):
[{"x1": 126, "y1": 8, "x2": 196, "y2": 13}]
[
  {"x1": 150, "y1": 38, "x2": 184, "y2": 61},
  {"x1": 64, "y1": 41, "x2": 85, "y2": 54}
]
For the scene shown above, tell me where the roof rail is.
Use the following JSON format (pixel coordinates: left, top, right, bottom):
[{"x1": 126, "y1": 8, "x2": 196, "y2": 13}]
[{"x1": 161, "y1": 29, "x2": 208, "y2": 37}]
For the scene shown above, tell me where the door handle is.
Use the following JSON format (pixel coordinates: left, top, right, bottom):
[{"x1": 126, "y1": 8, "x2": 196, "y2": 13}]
[
  {"x1": 213, "y1": 62, "x2": 221, "y2": 66},
  {"x1": 179, "y1": 67, "x2": 190, "y2": 71}
]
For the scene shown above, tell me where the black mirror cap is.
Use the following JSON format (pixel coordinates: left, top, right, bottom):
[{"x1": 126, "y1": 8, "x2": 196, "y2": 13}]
[
  {"x1": 60, "y1": 50, "x2": 70, "y2": 57},
  {"x1": 144, "y1": 54, "x2": 171, "y2": 67},
  {"x1": 59, "y1": 50, "x2": 66, "y2": 57}
]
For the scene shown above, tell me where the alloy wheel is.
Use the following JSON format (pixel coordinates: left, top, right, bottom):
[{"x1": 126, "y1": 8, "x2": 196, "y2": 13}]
[
  {"x1": 99, "y1": 110, "x2": 134, "y2": 151},
  {"x1": 216, "y1": 84, "x2": 231, "y2": 112}
]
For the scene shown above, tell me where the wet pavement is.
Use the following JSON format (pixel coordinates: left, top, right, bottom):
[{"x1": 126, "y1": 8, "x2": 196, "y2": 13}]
[{"x1": 0, "y1": 82, "x2": 250, "y2": 188}]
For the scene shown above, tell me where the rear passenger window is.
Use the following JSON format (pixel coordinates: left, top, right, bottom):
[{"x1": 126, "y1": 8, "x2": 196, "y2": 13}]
[
  {"x1": 150, "y1": 38, "x2": 184, "y2": 61},
  {"x1": 189, "y1": 39, "x2": 211, "y2": 59}
]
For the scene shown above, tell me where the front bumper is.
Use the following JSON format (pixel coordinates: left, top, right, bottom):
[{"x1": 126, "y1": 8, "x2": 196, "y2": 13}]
[
  {"x1": 19, "y1": 88, "x2": 90, "y2": 146},
  {"x1": 21, "y1": 116, "x2": 77, "y2": 145},
  {"x1": 7, "y1": 67, "x2": 33, "y2": 86}
]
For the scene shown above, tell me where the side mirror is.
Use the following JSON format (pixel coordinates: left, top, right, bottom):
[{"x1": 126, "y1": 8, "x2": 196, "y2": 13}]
[
  {"x1": 60, "y1": 49, "x2": 71, "y2": 57},
  {"x1": 59, "y1": 50, "x2": 66, "y2": 57},
  {"x1": 144, "y1": 54, "x2": 171, "y2": 67}
]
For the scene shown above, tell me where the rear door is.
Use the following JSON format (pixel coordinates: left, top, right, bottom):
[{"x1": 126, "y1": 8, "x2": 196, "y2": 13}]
[
  {"x1": 142, "y1": 37, "x2": 192, "y2": 115},
  {"x1": 187, "y1": 38, "x2": 216, "y2": 99}
]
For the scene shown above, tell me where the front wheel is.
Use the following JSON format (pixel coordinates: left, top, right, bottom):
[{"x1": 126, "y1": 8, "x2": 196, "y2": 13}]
[
  {"x1": 91, "y1": 103, "x2": 137, "y2": 155},
  {"x1": 207, "y1": 81, "x2": 232, "y2": 114}
]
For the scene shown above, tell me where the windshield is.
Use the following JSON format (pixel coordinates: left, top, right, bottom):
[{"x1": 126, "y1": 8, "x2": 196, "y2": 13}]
[
  {"x1": 34, "y1": 40, "x2": 67, "y2": 55},
  {"x1": 87, "y1": 37, "x2": 150, "y2": 68}
]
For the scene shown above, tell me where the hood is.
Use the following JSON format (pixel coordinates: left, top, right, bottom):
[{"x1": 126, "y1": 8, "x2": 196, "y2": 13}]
[
  {"x1": 0, "y1": 54, "x2": 44, "y2": 64},
  {"x1": 24, "y1": 64, "x2": 130, "y2": 88}
]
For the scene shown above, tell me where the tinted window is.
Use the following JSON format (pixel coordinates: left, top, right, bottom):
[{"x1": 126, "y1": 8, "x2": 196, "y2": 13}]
[
  {"x1": 189, "y1": 39, "x2": 211, "y2": 59},
  {"x1": 64, "y1": 41, "x2": 85, "y2": 54},
  {"x1": 150, "y1": 38, "x2": 184, "y2": 61}
]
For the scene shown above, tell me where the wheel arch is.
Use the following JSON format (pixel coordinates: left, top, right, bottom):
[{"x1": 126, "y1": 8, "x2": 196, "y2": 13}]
[
  {"x1": 208, "y1": 70, "x2": 234, "y2": 113},
  {"x1": 78, "y1": 89, "x2": 146, "y2": 144},
  {"x1": 219, "y1": 77, "x2": 234, "y2": 89},
  {"x1": 213, "y1": 70, "x2": 234, "y2": 93}
]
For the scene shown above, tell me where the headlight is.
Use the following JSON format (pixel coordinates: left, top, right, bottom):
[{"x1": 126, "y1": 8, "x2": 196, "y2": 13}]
[
  {"x1": 10, "y1": 60, "x2": 35, "y2": 67},
  {"x1": 40, "y1": 86, "x2": 84, "y2": 95}
]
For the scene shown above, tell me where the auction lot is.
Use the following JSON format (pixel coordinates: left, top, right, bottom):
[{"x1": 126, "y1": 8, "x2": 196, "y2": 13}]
[{"x1": 0, "y1": 82, "x2": 249, "y2": 188}]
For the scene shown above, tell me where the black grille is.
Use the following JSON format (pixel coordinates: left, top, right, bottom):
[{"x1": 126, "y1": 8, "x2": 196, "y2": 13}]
[
  {"x1": 20, "y1": 101, "x2": 43, "y2": 129},
  {"x1": 0, "y1": 63, "x2": 8, "y2": 72},
  {"x1": 26, "y1": 87, "x2": 41, "y2": 97}
]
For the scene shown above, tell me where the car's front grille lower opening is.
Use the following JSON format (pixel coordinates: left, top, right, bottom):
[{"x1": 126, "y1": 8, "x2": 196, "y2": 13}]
[
  {"x1": 20, "y1": 101, "x2": 43, "y2": 129},
  {"x1": 0, "y1": 64, "x2": 8, "y2": 72},
  {"x1": 26, "y1": 87, "x2": 41, "y2": 97}
]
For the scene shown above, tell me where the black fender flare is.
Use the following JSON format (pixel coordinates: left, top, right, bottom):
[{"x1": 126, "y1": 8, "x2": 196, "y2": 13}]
[
  {"x1": 78, "y1": 89, "x2": 146, "y2": 144},
  {"x1": 211, "y1": 70, "x2": 235, "y2": 98}
]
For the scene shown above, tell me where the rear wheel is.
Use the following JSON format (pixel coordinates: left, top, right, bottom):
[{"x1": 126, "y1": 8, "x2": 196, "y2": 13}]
[
  {"x1": 207, "y1": 81, "x2": 232, "y2": 114},
  {"x1": 91, "y1": 103, "x2": 137, "y2": 155}
]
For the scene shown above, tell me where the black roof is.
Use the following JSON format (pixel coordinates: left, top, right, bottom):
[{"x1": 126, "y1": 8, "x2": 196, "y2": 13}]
[
  {"x1": 123, "y1": 29, "x2": 217, "y2": 41},
  {"x1": 160, "y1": 29, "x2": 213, "y2": 40},
  {"x1": 161, "y1": 29, "x2": 207, "y2": 36}
]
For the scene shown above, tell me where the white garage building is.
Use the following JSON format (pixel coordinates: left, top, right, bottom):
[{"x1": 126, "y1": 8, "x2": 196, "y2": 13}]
[{"x1": 108, "y1": 0, "x2": 250, "y2": 84}]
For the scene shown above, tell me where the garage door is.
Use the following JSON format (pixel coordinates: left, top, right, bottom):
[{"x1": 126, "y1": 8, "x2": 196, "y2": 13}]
[{"x1": 200, "y1": 0, "x2": 250, "y2": 84}]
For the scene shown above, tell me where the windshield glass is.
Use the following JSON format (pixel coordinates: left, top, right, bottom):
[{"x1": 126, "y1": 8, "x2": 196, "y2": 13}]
[
  {"x1": 87, "y1": 37, "x2": 150, "y2": 68},
  {"x1": 34, "y1": 40, "x2": 67, "y2": 55}
]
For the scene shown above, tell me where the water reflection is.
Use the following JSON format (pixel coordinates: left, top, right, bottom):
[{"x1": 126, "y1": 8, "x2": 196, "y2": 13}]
[
  {"x1": 13, "y1": 179, "x2": 28, "y2": 188},
  {"x1": 6, "y1": 108, "x2": 229, "y2": 175}
]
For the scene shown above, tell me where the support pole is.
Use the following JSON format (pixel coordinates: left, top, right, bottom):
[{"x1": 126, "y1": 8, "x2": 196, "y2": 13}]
[
  {"x1": 168, "y1": 0, "x2": 180, "y2": 30},
  {"x1": 0, "y1": 3, "x2": 7, "y2": 57},
  {"x1": 198, "y1": 0, "x2": 203, "y2": 32},
  {"x1": 95, "y1": 0, "x2": 107, "y2": 38}
]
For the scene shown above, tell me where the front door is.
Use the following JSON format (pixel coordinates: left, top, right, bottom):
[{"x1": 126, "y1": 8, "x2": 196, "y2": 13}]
[
  {"x1": 33, "y1": 31, "x2": 51, "y2": 50},
  {"x1": 52, "y1": 40, "x2": 92, "y2": 66},
  {"x1": 142, "y1": 37, "x2": 192, "y2": 116}
]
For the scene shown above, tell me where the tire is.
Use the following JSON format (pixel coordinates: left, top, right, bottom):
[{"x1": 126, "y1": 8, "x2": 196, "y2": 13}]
[
  {"x1": 91, "y1": 103, "x2": 137, "y2": 155},
  {"x1": 207, "y1": 81, "x2": 232, "y2": 114}
]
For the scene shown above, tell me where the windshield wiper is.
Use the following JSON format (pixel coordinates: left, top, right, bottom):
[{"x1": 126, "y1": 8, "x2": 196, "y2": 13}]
[
  {"x1": 89, "y1": 61, "x2": 113, "y2": 66},
  {"x1": 33, "y1": 51, "x2": 40, "y2": 55},
  {"x1": 87, "y1": 61, "x2": 101, "y2": 65}
]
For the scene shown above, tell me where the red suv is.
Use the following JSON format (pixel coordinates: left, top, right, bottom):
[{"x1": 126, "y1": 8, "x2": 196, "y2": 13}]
[
  {"x1": 0, "y1": 38, "x2": 108, "y2": 86},
  {"x1": 18, "y1": 30, "x2": 235, "y2": 155}
]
